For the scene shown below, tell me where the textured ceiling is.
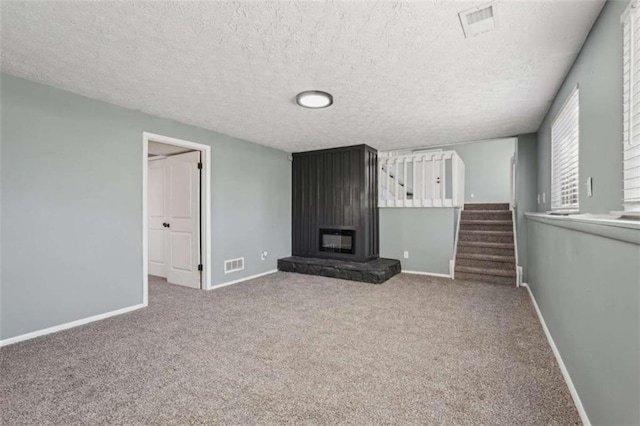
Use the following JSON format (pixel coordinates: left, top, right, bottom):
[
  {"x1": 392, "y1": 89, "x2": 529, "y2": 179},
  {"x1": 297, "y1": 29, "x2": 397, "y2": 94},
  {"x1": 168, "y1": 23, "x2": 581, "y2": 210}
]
[{"x1": 1, "y1": 1, "x2": 604, "y2": 153}]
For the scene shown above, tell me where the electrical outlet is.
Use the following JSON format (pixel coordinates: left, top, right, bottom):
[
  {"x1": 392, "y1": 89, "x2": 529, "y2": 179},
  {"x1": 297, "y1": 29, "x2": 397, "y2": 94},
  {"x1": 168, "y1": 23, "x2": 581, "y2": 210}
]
[
  {"x1": 403, "y1": 251, "x2": 409, "y2": 259},
  {"x1": 537, "y1": 194, "x2": 540, "y2": 204},
  {"x1": 470, "y1": 193, "x2": 474, "y2": 198},
  {"x1": 542, "y1": 192, "x2": 546, "y2": 203},
  {"x1": 261, "y1": 251, "x2": 268, "y2": 261}
]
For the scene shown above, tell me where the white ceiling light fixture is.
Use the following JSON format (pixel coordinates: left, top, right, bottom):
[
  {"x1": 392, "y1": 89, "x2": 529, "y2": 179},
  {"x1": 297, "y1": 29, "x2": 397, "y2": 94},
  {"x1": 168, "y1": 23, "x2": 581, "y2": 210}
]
[
  {"x1": 296, "y1": 90, "x2": 333, "y2": 109},
  {"x1": 459, "y1": 3, "x2": 498, "y2": 38}
]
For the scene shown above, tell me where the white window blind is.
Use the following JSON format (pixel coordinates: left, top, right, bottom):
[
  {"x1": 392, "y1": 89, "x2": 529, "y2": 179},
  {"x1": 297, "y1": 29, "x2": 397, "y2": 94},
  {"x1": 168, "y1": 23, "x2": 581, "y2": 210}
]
[
  {"x1": 551, "y1": 88, "x2": 579, "y2": 211},
  {"x1": 623, "y1": 2, "x2": 640, "y2": 211}
]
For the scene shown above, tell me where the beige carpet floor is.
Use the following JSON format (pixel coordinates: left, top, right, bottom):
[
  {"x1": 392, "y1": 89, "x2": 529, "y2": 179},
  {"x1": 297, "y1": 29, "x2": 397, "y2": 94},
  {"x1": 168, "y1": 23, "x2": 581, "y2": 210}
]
[{"x1": 1, "y1": 272, "x2": 580, "y2": 425}]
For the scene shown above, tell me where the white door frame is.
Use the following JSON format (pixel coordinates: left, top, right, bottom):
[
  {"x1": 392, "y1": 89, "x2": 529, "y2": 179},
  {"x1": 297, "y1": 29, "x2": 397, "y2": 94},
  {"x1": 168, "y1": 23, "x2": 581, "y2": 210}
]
[{"x1": 142, "y1": 132, "x2": 212, "y2": 305}]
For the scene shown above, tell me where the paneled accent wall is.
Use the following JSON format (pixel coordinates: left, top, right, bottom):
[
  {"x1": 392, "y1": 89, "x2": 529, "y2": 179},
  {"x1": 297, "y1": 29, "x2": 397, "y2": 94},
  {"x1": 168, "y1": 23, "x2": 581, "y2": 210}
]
[{"x1": 292, "y1": 144, "x2": 379, "y2": 262}]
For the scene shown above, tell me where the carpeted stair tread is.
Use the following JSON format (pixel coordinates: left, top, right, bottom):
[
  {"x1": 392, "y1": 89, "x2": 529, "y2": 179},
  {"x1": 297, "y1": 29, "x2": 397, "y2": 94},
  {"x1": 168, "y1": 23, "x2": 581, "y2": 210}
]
[
  {"x1": 464, "y1": 203, "x2": 510, "y2": 211},
  {"x1": 459, "y1": 230, "x2": 513, "y2": 236},
  {"x1": 456, "y1": 253, "x2": 515, "y2": 263},
  {"x1": 457, "y1": 241, "x2": 515, "y2": 249},
  {"x1": 461, "y1": 211, "x2": 512, "y2": 221},
  {"x1": 460, "y1": 220, "x2": 512, "y2": 226},
  {"x1": 461, "y1": 210, "x2": 511, "y2": 216},
  {"x1": 455, "y1": 266, "x2": 517, "y2": 277},
  {"x1": 455, "y1": 271, "x2": 516, "y2": 286}
]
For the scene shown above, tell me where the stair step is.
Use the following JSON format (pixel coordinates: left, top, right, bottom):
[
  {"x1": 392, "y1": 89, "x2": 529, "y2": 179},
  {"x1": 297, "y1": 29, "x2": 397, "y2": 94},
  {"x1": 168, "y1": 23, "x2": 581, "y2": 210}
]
[
  {"x1": 456, "y1": 257, "x2": 516, "y2": 270},
  {"x1": 460, "y1": 220, "x2": 512, "y2": 225},
  {"x1": 457, "y1": 241, "x2": 515, "y2": 249},
  {"x1": 455, "y1": 266, "x2": 517, "y2": 278},
  {"x1": 464, "y1": 203, "x2": 510, "y2": 211},
  {"x1": 456, "y1": 253, "x2": 515, "y2": 263},
  {"x1": 458, "y1": 230, "x2": 514, "y2": 244},
  {"x1": 460, "y1": 230, "x2": 512, "y2": 235},
  {"x1": 461, "y1": 210, "x2": 512, "y2": 221},
  {"x1": 461, "y1": 210, "x2": 511, "y2": 214},
  {"x1": 457, "y1": 241, "x2": 515, "y2": 259},
  {"x1": 455, "y1": 271, "x2": 516, "y2": 286},
  {"x1": 460, "y1": 220, "x2": 513, "y2": 231}
]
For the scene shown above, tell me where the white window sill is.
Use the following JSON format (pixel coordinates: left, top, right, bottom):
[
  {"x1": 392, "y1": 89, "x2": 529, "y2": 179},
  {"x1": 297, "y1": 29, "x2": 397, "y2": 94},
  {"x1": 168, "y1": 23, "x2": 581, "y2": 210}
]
[{"x1": 524, "y1": 212, "x2": 640, "y2": 245}]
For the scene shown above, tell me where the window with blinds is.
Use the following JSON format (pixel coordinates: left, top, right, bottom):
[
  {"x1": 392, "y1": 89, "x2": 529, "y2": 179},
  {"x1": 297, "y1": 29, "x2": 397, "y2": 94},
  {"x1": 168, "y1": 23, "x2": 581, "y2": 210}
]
[
  {"x1": 623, "y1": 2, "x2": 640, "y2": 212},
  {"x1": 551, "y1": 88, "x2": 579, "y2": 212}
]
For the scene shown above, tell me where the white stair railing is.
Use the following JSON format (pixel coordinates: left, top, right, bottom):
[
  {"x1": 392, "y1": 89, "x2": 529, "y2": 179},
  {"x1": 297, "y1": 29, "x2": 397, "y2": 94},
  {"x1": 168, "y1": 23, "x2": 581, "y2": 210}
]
[{"x1": 379, "y1": 151, "x2": 465, "y2": 208}]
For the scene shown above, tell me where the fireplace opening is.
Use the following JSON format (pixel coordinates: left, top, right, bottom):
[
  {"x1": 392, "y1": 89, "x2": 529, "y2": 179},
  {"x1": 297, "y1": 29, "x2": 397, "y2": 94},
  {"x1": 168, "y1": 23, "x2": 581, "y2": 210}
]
[{"x1": 319, "y1": 229, "x2": 355, "y2": 255}]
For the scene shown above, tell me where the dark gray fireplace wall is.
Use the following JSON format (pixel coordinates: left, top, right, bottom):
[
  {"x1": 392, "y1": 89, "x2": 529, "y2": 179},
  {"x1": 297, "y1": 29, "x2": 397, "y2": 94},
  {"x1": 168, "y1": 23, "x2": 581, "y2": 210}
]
[{"x1": 291, "y1": 144, "x2": 379, "y2": 263}]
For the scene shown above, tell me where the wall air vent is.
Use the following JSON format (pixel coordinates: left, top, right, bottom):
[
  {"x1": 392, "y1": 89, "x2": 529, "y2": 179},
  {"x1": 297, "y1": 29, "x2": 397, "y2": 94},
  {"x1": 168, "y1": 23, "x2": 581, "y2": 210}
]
[
  {"x1": 224, "y1": 257, "x2": 244, "y2": 274},
  {"x1": 458, "y1": 3, "x2": 498, "y2": 38}
]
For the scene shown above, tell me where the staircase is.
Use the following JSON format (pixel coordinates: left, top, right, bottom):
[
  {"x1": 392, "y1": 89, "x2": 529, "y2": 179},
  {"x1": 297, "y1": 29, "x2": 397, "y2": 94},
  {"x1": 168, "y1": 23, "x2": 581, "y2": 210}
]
[{"x1": 455, "y1": 203, "x2": 517, "y2": 285}]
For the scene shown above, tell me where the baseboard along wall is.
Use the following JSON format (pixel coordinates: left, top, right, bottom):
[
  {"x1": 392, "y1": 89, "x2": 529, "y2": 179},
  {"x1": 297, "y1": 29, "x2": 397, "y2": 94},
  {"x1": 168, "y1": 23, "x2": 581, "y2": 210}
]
[
  {"x1": 208, "y1": 269, "x2": 278, "y2": 290},
  {"x1": 0, "y1": 303, "x2": 146, "y2": 348}
]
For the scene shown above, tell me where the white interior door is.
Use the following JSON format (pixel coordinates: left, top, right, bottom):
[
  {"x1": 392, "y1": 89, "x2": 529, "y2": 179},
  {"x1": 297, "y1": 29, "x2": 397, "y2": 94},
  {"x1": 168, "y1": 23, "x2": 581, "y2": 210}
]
[
  {"x1": 166, "y1": 151, "x2": 201, "y2": 289},
  {"x1": 148, "y1": 158, "x2": 167, "y2": 277}
]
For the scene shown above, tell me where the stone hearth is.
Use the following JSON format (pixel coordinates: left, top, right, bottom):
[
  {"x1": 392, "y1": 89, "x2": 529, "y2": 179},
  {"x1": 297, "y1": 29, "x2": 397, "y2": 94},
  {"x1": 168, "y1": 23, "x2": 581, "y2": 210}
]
[{"x1": 278, "y1": 257, "x2": 401, "y2": 284}]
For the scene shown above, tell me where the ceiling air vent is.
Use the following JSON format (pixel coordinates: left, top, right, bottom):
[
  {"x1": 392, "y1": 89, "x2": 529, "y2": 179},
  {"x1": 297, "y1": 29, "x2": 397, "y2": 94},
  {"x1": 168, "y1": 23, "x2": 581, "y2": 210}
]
[
  {"x1": 224, "y1": 257, "x2": 244, "y2": 274},
  {"x1": 459, "y1": 3, "x2": 498, "y2": 38}
]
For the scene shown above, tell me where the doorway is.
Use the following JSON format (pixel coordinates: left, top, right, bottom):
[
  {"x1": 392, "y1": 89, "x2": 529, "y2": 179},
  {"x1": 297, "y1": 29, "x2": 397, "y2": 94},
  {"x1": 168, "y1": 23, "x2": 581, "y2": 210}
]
[{"x1": 142, "y1": 132, "x2": 211, "y2": 305}]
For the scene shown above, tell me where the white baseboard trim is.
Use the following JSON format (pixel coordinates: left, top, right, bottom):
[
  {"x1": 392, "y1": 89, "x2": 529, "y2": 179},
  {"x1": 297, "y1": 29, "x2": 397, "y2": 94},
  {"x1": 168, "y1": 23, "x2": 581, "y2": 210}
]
[
  {"x1": 522, "y1": 283, "x2": 591, "y2": 426},
  {"x1": 208, "y1": 269, "x2": 278, "y2": 290},
  {"x1": 0, "y1": 303, "x2": 146, "y2": 348},
  {"x1": 402, "y1": 270, "x2": 452, "y2": 279}
]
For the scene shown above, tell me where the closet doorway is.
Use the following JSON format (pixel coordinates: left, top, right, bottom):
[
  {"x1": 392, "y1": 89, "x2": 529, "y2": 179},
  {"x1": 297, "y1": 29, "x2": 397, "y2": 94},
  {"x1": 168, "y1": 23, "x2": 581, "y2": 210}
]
[{"x1": 142, "y1": 133, "x2": 211, "y2": 304}]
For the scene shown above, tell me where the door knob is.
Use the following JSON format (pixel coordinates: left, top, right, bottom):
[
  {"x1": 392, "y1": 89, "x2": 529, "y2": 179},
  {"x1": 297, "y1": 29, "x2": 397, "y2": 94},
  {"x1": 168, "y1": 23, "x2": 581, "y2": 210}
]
[{"x1": 162, "y1": 222, "x2": 170, "y2": 228}]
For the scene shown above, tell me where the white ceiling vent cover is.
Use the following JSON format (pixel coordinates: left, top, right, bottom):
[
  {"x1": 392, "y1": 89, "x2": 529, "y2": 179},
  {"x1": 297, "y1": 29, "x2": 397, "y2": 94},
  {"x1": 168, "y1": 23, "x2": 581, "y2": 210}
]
[
  {"x1": 224, "y1": 257, "x2": 244, "y2": 274},
  {"x1": 459, "y1": 3, "x2": 498, "y2": 38}
]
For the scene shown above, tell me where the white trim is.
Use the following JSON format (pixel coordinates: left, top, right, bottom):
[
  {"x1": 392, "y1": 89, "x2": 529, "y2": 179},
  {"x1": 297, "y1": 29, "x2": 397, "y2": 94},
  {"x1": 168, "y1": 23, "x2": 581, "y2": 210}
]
[
  {"x1": 208, "y1": 269, "x2": 278, "y2": 290},
  {"x1": 0, "y1": 303, "x2": 145, "y2": 347},
  {"x1": 622, "y1": 0, "x2": 637, "y2": 24},
  {"x1": 521, "y1": 283, "x2": 591, "y2": 426},
  {"x1": 143, "y1": 136, "x2": 149, "y2": 304},
  {"x1": 143, "y1": 132, "x2": 213, "y2": 297},
  {"x1": 525, "y1": 212, "x2": 640, "y2": 230},
  {"x1": 511, "y1": 208, "x2": 521, "y2": 287},
  {"x1": 401, "y1": 270, "x2": 452, "y2": 278}
]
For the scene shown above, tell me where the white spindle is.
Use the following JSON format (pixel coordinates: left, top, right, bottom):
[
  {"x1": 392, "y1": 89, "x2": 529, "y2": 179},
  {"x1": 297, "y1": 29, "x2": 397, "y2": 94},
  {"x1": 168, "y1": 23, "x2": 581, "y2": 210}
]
[
  {"x1": 386, "y1": 158, "x2": 391, "y2": 205},
  {"x1": 442, "y1": 152, "x2": 450, "y2": 207},
  {"x1": 411, "y1": 156, "x2": 417, "y2": 207},
  {"x1": 431, "y1": 154, "x2": 437, "y2": 207},
  {"x1": 452, "y1": 154, "x2": 459, "y2": 207},
  {"x1": 377, "y1": 150, "x2": 465, "y2": 208},
  {"x1": 421, "y1": 155, "x2": 426, "y2": 206},
  {"x1": 403, "y1": 157, "x2": 408, "y2": 202},
  {"x1": 379, "y1": 158, "x2": 385, "y2": 207},
  {"x1": 394, "y1": 158, "x2": 400, "y2": 207}
]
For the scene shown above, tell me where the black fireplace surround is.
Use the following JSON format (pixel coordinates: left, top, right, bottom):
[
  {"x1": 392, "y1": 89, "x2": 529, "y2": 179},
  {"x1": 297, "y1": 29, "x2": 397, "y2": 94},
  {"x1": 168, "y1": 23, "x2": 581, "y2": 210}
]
[
  {"x1": 278, "y1": 144, "x2": 401, "y2": 283},
  {"x1": 290, "y1": 144, "x2": 379, "y2": 263}
]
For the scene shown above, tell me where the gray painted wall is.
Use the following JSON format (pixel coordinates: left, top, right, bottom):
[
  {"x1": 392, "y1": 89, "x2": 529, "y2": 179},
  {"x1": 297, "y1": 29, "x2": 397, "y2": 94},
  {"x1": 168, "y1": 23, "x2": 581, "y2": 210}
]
[
  {"x1": 526, "y1": 1, "x2": 640, "y2": 424},
  {"x1": 536, "y1": 0, "x2": 624, "y2": 214},
  {"x1": 526, "y1": 219, "x2": 639, "y2": 425},
  {"x1": 0, "y1": 74, "x2": 291, "y2": 340},
  {"x1": 431, "y1": 138, "x2": 515, "y2": 204},
  {"x1": 379, "y1": 208, "x2": 455, "y2": 275},
  {"x1": 515, "y1": 134, "x2": 538, "y2": 281}
]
